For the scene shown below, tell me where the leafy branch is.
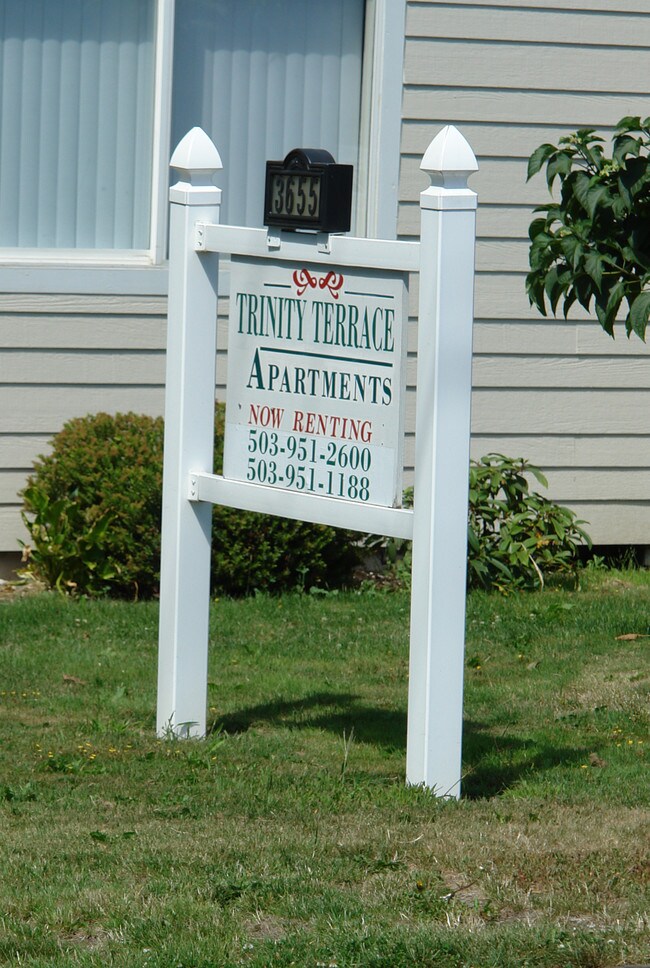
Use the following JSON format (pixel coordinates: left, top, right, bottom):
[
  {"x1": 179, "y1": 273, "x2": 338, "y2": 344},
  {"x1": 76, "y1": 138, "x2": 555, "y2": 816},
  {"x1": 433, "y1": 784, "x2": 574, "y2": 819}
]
[{"x1": 526, "y1": 116, "x2": 650, "y2": 339}]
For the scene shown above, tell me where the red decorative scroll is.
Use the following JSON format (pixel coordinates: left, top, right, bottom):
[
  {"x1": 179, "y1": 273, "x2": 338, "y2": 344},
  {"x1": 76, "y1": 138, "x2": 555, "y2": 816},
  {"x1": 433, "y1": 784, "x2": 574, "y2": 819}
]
[{"x1": 292, "y1": 268, "x2": 344, "y2": 300}]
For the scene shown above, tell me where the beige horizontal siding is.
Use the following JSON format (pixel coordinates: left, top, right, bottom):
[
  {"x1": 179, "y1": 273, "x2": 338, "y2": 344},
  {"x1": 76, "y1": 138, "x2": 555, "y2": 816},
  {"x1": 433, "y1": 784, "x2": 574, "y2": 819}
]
[
  {"x1": 473, "y1": 356, "x2": 650, "y2": 389},
  {"x1": 552, "y1": 504, "x2": 650, "y2": 546},
  {"x1": 404, "y1": 40, "x2": 650, "y2": 94},
  {"x1": 0, "y1": 436, "x2": 52, "y2": 470},
  {"x1": 4, "y1": 350, "x2": 166, "y2": 385},
  {"x1": 402, "y1": 89, "x2": 650, "y2": 128},
  {"x1": 472, "y1": 320, "x2": 647, "y2": 356},
  {"x1": 469, "y1": 435, "x2": 650, "y2": 468},
  {"x1": 470, "y1": 390, "x2": 650, "y2": 436},
  {"x1": 0, "y1": 292, "x2": 171, "y2": 551},
  {"x1": 0, "y1": 293, "x2": 165, "y2": 314},
  {"x1": 401, "y1": 120, "x2": 616, "y2": 159},
  {"x1": 0, "y1": 317, "x2": 167, "y2": 349},
  {"x1": 409, "y1": 0, "x2": 650, "y2": 12},
  {"x1": 0, "y1": 386, "x2": 166, "y2": 434},
  {"x1": 406, "y1": 3, "x2": 650, "y2": 46},
  {"x1": 0, "y1": 471, "x2": 28, "y2": 505},
  {"x1": 400, "y1": 0, "x2": 650, "y2": 545},
  {"x1": 0, "y1": 508, "x2": 25, "y2": 549}
]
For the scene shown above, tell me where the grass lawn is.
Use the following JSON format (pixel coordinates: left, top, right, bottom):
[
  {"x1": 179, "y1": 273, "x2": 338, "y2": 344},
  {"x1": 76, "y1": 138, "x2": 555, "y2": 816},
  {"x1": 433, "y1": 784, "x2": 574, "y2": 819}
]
[{"x1": 0, "y1": 572, "x2": 648, "y2": 966}]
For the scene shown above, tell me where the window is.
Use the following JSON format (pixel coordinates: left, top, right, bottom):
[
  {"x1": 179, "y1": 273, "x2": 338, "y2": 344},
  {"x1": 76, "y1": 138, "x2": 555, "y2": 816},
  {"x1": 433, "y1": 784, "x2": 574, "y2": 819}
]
[
  {"x1": 172, "y1": 0, "x2": 364, "y2": 229},
  {"x1": 0, "y1": 0, "x2": 404, "y2": 280},
  {"x1": 0, "y1": 0, "x2": 156, "y2": 250}
]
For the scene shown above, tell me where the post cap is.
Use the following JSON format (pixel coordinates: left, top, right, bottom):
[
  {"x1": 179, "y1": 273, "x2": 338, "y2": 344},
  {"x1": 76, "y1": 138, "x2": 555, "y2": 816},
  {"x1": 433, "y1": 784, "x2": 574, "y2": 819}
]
[
  {"x1": 421, "y1": 125, "x2": 478, "y2": 190},
  {"x1": 170, "y1": 127, "x2": 223, "y2": 185}
]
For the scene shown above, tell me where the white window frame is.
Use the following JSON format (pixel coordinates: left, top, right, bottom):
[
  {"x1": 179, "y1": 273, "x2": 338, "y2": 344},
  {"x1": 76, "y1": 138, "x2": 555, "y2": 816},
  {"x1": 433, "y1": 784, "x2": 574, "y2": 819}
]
[{"x1": 0, "y1": 0, "x2": 405, "y2": 295}]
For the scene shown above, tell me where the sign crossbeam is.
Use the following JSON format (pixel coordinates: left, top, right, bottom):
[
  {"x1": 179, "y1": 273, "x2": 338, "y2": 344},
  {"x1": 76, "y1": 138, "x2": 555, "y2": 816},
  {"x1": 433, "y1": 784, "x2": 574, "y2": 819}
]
[
  {"x1": 190, "y1": 471, "x2": 414, "y2": 540},
  {"x1": 195, "y1": 222, "x2": 419, "y2": 272}
]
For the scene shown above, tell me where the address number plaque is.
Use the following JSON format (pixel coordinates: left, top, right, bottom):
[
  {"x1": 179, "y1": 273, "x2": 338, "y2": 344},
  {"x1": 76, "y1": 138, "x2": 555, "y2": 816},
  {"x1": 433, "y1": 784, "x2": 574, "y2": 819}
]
[{"x1": 264, "y1": 148, "x2": 353, "y2": 233}]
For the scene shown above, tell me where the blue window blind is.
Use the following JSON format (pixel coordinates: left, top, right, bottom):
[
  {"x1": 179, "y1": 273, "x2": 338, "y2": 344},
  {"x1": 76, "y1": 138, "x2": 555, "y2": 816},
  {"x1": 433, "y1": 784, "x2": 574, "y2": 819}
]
[
  {"x1": 0, "y1": 0, "x2": 155, "y2": 249},
  {"x1": 172, "y1": 0, "x2": 365, "y2": 227}
]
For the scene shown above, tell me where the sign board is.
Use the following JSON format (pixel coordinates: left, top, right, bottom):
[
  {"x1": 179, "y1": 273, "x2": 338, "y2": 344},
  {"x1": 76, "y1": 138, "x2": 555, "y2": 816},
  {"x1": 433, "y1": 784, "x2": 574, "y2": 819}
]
[{"x1": 223, "y1": 257, "x2": 408, "y2": 509}]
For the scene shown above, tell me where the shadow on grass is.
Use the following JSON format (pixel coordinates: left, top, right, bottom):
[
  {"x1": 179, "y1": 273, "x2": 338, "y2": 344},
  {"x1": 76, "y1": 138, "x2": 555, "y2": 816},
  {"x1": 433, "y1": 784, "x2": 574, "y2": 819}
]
[
  {"x1": 462, "y1": 719, "x2": 590, "y2": 799},
  {"x1": 210, "y1": 691, "x2": 406, "y2": 751},
  {"x1": 209, "y1": 693, "x2": 589, "y2": 796}
]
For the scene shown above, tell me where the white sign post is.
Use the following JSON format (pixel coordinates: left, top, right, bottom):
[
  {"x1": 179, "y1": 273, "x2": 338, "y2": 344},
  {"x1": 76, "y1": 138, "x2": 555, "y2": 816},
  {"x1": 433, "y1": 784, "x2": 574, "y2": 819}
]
[{"x1": 158, "y1": 125, "x2": 478, "y2": 795}]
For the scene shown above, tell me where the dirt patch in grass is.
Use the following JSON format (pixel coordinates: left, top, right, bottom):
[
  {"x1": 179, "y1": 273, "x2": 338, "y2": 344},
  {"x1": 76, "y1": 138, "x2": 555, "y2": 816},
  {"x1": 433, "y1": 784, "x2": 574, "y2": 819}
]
[{"x1": 0, "y1": 577, "x2": 48, "y2": 600}]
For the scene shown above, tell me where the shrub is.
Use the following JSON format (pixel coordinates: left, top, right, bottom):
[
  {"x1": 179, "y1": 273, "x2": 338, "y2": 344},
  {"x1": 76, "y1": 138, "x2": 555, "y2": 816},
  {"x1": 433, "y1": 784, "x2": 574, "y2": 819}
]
[
  {"x1": 364, "y1": 456, "x2": 591, "y2": 593},
  {"x1": 467, "y1": 454, "x2": 591, "y2": 592},
  {"x1": 21, "y1": 412, "x2": 165, "y2": 598},
  {"x1": 21, "y1": 406, "x2": 360, "y2": 598}
]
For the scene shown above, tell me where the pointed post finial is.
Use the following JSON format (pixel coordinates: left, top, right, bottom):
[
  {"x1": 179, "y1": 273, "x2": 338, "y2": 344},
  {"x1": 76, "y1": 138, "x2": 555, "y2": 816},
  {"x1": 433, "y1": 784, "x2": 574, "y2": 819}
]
[
  {"x1": 170, "y1": 127, "x2": 223, "y2": 205},
  {"x1": 420, "y1": 125, "x2": 478, "y2": 196}
]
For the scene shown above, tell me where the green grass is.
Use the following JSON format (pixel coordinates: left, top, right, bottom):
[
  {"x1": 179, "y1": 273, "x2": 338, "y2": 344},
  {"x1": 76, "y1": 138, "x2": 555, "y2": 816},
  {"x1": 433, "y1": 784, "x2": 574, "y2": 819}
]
[{"x1": 0, "y1": 572, "x2": 648, "y2": 966}]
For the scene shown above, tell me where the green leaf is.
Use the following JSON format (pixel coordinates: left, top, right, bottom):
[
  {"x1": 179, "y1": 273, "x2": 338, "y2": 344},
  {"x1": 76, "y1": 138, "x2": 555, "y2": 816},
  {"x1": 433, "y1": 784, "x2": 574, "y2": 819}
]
[
  {"x1": 628, "y1": 290, "x2": 650, "y2": 340},
  {"x1": 613, "y1": 134, "x2": 642, "y2": 164},
  {"x1": 594, "y1": 279, "x2": 625, "y2": 337},
  {"x1": 574, "y1": 273, "x2": 595, "y2": 313},
  {"x1": 585, "y1": 184, "x2": 613, "y2": 219},
  {"x1": 613, "y1": 115, "x2": 642, "y2": 134},
  {"x1": 580, "y1": 142, "x2": 605, "y2": 171},
  {"x1": 619, "y1": 156, "x2": 648, "y2": 198},
  {"x1": 527, "y1": 143, "x2": 557, "y2": 181},
  {"x1": 560, "y1": 235, "x2": 585, "y2": 270},
  {"x1": 528, "y1": 217, "x2": 548, "y2": 242},
  {"x1": 562, "y1": 288, "x2": 578, "y2": 319},
  {"x1": 546, "y1": 152, "x2": 573, "y2": 190},
  {"x1": 527, "y1": 466, "x2": 549, "y2": 489},
  {"x1": 584, "y1": 251, "x2": 605, "y2": 291},
  {"x1": 544, "y1": 266, "x2": 567, "y2": 315},
  {"x1": 525, "y1": 271, "x2": 548, "y2": 316},
  {"x1": 628, "y1": 230, "x2": 650, "y2": 271},
  {"x1": 573, "y1": 127, "x2": 602, "y2": 142},
  {"x1": 571, "y1": 171, "x2": 593, "y2": 212}
]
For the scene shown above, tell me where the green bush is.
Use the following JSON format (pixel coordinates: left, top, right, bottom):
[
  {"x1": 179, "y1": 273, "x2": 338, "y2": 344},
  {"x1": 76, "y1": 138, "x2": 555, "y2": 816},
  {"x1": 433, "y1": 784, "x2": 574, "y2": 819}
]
[
  {"x1": 21, "y1": 412, "x2": 165, "y2": 598},
  {"x1": 364, "y1": 456, "x2": 590, "y2": 593},
  {"x1": 467, "y1": 454, "x2": 591, "y2": 592},
  {"x1": 21, "y1": 407, "x2": 359, "y2": 598}
]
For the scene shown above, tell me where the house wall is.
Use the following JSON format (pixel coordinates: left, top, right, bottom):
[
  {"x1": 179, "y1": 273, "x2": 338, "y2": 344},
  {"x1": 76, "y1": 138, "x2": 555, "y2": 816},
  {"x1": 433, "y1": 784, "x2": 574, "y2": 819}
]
[
  {"x1": 0, "y1": 292, "x2": 167, "y2": 556},
  {"x1": 400, "y1": 0, "x2": 650, "y2": 544},
  {"x1": 2, "y1": 0, "x2": 650, "y2": 562}
]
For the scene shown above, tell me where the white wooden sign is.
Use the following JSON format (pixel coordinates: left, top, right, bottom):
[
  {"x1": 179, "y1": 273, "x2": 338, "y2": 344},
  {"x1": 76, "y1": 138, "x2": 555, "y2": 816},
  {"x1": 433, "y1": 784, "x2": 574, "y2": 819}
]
[
  {"x1": 157, "y1": 125, "x2": 478, "y2": 799},
  {"x1": 223, "y1": 257, "x2": 408, "y2": 509}
]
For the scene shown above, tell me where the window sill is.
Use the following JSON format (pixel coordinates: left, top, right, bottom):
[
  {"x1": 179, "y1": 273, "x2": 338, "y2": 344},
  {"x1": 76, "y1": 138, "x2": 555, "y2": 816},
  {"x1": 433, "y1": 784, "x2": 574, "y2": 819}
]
[{"x1": 0, "y1": 258, "x2": 169, "y2": 296}]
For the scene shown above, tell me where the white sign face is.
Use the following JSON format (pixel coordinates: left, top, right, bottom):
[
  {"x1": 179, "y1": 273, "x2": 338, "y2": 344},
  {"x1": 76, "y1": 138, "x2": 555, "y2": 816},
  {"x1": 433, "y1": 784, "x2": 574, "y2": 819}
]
[{"x1": 223, "y1": 257, "x2": 408, "y2": 508}]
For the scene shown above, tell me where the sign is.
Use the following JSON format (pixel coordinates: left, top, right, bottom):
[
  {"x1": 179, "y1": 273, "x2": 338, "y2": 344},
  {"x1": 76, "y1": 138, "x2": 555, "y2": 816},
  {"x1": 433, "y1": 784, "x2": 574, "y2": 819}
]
[
  {"x1": 264, "y1": 148, "x2": 353, "y2": 233},
  {"x1": 223, "y1": 256, "x2": 408, "y2": 508}
]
